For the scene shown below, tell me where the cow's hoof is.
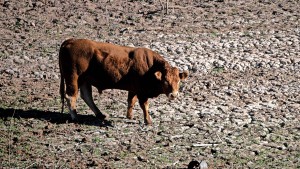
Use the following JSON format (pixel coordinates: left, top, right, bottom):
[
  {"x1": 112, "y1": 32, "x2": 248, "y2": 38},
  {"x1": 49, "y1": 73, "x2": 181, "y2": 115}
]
[
  {"x1": 144, "y1": 120, "x2": 152, "y2": 125},
  {"x1": 126, "y1": 114, "x2": 134, "y2": 120},
  {"x1": 70, "y1": 116, "x2": 79, "y2": 123},
  {"x1": 96, "y1": 113, "x2": 109, "y2": 120},
  {"x1": 70, "y1": 112, "x2": 78, "y2": 122}
]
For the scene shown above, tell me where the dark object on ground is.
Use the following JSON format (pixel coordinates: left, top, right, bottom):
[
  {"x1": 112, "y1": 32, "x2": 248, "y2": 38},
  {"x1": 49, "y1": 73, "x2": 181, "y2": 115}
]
[{"x1": 188, "y1": 160, "x2": 200, "y2": 169}]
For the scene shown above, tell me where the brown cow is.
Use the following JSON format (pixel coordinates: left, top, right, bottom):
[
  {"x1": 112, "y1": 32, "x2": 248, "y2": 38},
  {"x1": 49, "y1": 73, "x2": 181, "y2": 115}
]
[{"x1": 59, "y1": 39, "x2": 188, "y2": 125}]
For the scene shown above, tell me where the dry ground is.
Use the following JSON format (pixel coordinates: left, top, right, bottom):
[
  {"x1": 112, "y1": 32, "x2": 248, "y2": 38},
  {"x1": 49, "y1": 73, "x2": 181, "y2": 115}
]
[{"x1": 0, "y1": 0, "x2": 299, "y2": 168}]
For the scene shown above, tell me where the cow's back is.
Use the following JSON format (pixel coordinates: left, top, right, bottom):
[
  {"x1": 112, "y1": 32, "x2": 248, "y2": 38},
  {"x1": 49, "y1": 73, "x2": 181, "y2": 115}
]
[{"x1": 59, "y1": 39, "x2": 130, "y2": 74}]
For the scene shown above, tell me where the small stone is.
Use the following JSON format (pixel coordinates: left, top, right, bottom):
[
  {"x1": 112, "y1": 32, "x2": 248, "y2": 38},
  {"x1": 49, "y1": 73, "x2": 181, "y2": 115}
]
[
  {"x1": 23, "y1": 55, "x2": 30, "y2": 61},
  {"x1": 176, "y1": 47, "x2": 184, "y2": 54},
  {"x1": 182, "y1": 65, "x2": 189, "y2": 71},
  {"x1": 14, "y1": 58, "x2": 25, "y2": 64},
  {"x1": 34, "y1": 71, "x2": 40, "y2": 77},
  {"x1": 213, "y1": 60, "x2": 225, "y2": 67},
  {"x1": 30, "y1": 21, "x2": 35, "y2": 27},
  {"x1": 137, "y1": 156, "x2": 148, "y2": 162},
  {"x1": 200, "y1": 160, "x2": 208, "y2": 169},
  {"x1": 127, "y1": 43, "x2": 135, "y2": 47},
  {"x1": 53, "y1": 74, "x2": 59, "y2": 79},
  {"x1": 40, "y1": 64, "x2": 47, "y2": 71},
  {"x1": 5, "y1": 69, "x2": 14, "y2": 75}
]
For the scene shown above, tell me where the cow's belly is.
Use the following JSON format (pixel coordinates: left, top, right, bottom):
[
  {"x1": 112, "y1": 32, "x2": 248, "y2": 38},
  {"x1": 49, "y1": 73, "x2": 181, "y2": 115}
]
[{"x1": 85, "y1": 73, "x2": 139, "y2": 93}]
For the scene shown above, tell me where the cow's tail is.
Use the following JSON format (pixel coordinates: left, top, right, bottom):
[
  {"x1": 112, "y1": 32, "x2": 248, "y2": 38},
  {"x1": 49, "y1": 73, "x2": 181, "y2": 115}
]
[
  {"x1": 59, "y1": 38, "x2": 76, "y2": 113},
  {"x1": 59, "y1": 68, "x2": 65, "y2": 114},
  {"x1": 59, "y1": 43, "x2": 65, "y2": 114}
]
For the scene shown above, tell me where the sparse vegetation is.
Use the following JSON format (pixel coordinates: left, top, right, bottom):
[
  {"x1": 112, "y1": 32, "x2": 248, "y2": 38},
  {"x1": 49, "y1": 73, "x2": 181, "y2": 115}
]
[{"x1": 1, "y1": 0, "x2": 300, "y2": 168}]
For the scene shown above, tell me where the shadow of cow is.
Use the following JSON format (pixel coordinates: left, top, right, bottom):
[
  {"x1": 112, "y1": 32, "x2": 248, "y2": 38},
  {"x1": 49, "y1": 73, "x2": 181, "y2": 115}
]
[{"x1": 0, "y1": 108, "x2": 113, "y2": 127}]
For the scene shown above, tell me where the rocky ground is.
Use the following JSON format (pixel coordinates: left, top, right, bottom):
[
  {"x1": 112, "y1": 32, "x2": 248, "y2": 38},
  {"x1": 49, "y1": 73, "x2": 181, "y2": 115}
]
[{"x1": 0, "y1": 0, "x2": 299, "y2": 168}]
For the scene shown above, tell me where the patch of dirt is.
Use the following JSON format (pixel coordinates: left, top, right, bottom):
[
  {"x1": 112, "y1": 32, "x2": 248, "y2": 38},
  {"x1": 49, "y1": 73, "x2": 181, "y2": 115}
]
[{"x1": 0, "y1": 0, "x2": 299, "y2": 168}]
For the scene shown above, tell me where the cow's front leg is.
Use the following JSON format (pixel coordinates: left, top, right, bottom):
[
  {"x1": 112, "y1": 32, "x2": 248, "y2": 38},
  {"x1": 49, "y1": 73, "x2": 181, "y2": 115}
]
[
  {"x1": 127, "y1": 92, "x2": 137, "y2": 120},
  {"x1": 138, "y1": 96, "x2": 152, "y2": 125}
]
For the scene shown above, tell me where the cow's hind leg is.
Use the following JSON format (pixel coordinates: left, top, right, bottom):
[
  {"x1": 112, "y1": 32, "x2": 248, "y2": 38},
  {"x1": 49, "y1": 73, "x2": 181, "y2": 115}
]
[
  {"x1": 127, "y1": 92, "x2": 137, "y2": 119},
  {"x1": 80, "y1": 83, "x2": 108, "y2": 120},
  {"x1": 66, "y1": 94, "x2": 78, "y2": 120},
  {"x1": 65, "y1": 76, "x2": 79, "y2": 121}
]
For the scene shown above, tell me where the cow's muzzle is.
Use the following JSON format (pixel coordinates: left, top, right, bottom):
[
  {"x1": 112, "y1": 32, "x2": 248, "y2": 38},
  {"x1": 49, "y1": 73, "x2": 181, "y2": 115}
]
[{"x1": 168, "y1": 91, "x2": 178, "y2": 100}]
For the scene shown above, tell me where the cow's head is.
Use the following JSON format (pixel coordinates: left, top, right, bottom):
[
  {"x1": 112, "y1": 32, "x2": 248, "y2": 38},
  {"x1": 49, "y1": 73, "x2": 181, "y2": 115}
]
[{"x1": 155, "y1": 67, "x2": 188, "y2": 100}]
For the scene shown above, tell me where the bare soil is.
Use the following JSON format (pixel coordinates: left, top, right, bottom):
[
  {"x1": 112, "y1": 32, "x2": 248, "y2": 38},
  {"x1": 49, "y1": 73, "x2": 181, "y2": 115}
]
[{"x1": 0, "y1": 0, "x2": 299, "y2": 168}]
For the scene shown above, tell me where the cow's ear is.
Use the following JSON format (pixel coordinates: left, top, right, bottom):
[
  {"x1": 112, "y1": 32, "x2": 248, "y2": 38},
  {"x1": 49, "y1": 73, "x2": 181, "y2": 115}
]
[
  {"x1": 154, "y1": 71, "x2": 162, "y2": 80},
  {"x1": 179, "y1": 71, "x2": 188, "y2": 80}
]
